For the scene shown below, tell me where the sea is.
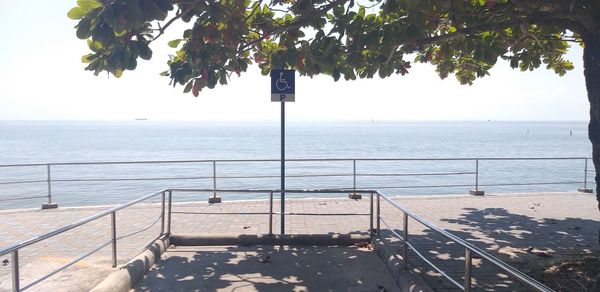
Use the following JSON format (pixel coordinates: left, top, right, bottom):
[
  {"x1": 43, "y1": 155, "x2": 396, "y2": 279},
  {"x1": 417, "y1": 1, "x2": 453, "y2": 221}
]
[{"x1": 0, "y1": 120, "x2": 594, "y2": 209}]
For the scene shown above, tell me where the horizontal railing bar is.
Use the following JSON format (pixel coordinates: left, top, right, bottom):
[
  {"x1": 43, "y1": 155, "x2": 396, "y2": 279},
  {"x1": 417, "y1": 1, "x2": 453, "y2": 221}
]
[
  {"x1": 480, "y1": 181, "x2": 582, "y2": 187},
  {"x1": 0, "y1": 189, "x2": 167, "y2": 256},
  {"x1": 0, "y1": 180, "x2": 47, "y2": 186},
  {"x1": 404, "y1": 239, "x2": 465, "y2": 290},
  {"x1": 0, "y1": 195, "x2": 48, "y2": 202},
  {"x1": 363, "y1": 184, "x2": 475, "y2": 189},
  {"x1": 378, "y1": 194, "x2": 553, "y2": 291},
  {"x1": 359, "y1": 172, "x2": 475, "y2": 177},
  {"x1": 21, "y1": 239, "x2": 113, "y2": 291},
  {"x1": 0, "y1": 156, "x2": 591, "y2": 168},
  {"x1": 51, "y1": 177, "x2": 214, "y2": 182},
  {"x1": 380, "y1": 216, "x2": 464, "y2": 289},
  {"x1": 116, "y1": 214, "x2": 162, "y2": 241},
  {"x1": 167, "y1": 188, "x2": 377, "y2": 194},
  {"x1": 379, "y1": 217, "x2": 405, "y2": 241},
  {"x1": 46, "y1": 172, "x2": 475, "y2": 183}
]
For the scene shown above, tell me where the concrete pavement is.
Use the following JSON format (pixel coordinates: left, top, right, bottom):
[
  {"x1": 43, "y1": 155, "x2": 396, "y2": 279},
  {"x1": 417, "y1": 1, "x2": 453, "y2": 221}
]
[{"x1": 0, "y1": 191, "x2": 597, "y2": 291}]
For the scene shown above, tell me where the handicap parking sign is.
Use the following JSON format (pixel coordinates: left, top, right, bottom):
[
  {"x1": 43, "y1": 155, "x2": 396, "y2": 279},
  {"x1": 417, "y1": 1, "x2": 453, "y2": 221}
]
[{"x1": 270, "y1": 69, "x2": 295, "y2": 102}]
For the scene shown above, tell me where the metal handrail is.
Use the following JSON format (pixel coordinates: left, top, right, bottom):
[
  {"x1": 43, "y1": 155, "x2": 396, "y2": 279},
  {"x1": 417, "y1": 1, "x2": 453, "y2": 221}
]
[
  {"x1": 0, "y1": 156, "x2": 590, "y2": 167},
  {"x1": 375, "y1": 192, "x2": 553, "y2": 292},
  {"x1": 0, "y1": 156, "x2": 595, "y2": 208},
  {"x1": 0, "y1": 189, "x2": 167, "y2": 257},
  {"x1": 0, "y1": 188, "x2": 375, "y2": 291},
  {"x1": 1, "y1": 187, "x2": 555, "y2": 292}
]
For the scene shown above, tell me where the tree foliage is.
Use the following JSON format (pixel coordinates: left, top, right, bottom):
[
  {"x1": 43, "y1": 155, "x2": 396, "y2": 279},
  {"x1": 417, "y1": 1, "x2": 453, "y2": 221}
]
[{"x1": 69, "y1": 0, "x2": 598, "y2": 96}]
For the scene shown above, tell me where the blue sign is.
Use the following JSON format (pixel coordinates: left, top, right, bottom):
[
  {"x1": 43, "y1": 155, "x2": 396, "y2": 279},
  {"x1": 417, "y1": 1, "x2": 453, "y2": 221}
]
[{"x1": 270, "y1": 69, "x2": 295, "y2": 102}]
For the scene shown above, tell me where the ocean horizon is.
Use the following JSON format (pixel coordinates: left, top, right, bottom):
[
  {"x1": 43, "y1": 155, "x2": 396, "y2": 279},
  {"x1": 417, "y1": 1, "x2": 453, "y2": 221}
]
[{"x1": 0, "y1": 120, "x2": 594, "y2": 209}]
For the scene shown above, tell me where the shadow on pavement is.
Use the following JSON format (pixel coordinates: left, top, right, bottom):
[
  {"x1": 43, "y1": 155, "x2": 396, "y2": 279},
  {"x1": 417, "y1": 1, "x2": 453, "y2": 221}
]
[
  {"x1": 134, "y1": 245, "x2": 400, "y2": 292},
  {"x1": 380, "y1": 206, "x2": 599, "y2": 291}
]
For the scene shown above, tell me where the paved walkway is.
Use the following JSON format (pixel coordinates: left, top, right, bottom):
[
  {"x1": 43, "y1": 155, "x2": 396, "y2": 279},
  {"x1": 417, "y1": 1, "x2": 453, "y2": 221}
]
[
  {"x1": 134, "y1": 245, "x2": 400, "y2": 292},
  {"x1": 0, "y1": 192, "x2": 597, "y2": 291}
]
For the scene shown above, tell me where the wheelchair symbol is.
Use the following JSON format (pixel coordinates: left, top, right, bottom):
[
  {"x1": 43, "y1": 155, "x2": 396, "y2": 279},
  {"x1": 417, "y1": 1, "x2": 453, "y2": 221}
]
[{"x1": 275, "y1": 72, "x2": 290, "y2": 91}]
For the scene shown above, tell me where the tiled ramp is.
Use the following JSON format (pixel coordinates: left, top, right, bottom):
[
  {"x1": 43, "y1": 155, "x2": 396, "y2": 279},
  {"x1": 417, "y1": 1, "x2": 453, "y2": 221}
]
[{"x1": 133, "y1": 245, "x2": 401, "y2": 292}]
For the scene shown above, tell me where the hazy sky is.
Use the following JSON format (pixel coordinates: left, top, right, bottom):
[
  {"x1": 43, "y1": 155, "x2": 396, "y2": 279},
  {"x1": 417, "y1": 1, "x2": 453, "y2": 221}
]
[{"x1": 0, "y1": 1, "x2": 591, "y2": 121}]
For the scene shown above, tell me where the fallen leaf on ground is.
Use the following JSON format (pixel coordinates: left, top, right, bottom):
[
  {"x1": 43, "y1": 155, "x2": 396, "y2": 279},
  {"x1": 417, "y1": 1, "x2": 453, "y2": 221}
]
[
  {"x1": 258, "y1": 255, "x2": 270, "y2": 263},
  {"x1": 355, "y1": 241, "x2": 370, "y2": 248}
]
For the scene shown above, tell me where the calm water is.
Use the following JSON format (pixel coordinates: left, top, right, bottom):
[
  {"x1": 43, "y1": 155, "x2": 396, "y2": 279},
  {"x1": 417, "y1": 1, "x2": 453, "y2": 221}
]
[{"x1": 0, "y1": 121, "x2": 593, "y2": 209}]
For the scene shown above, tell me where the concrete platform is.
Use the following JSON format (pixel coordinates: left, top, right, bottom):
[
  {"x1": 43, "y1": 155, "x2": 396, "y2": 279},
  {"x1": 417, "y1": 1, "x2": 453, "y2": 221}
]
[
  {"x1": 133, "y1": 245, "x2": 401, "y2": 292},
  {"x1": 1, "y1": 192, "x2": 598, "y2": 291}
]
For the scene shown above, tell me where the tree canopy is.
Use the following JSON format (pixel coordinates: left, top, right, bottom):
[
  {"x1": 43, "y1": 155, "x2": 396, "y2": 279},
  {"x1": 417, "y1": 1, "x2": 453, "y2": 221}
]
[{"x1": 68, "y1": 0, "x2": 594, "y2": 95}]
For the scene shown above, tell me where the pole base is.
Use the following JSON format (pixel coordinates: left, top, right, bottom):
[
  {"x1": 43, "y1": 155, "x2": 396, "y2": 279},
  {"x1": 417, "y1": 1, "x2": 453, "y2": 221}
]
[
  {"x1": 208, "y1": 196, "x2": 222, "y2": 203},
  {"x1": 348, "y1": 193, "x2": 362, "y2": 200},
  {"x1": 578, "y1": 188, "x2": 594, "y2": 193},
  {"x1": 469, "y1": 190, "x2": 485, "y2": 196},
  {"x1": 41, "y1": 202, "x2": 58, "y2": 209}
]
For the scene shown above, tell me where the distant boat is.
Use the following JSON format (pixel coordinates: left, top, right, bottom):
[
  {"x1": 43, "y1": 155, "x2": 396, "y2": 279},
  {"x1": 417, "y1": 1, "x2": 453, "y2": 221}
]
[{"x1": 135, "y1": 118, "x2": 148, "y2": 121}]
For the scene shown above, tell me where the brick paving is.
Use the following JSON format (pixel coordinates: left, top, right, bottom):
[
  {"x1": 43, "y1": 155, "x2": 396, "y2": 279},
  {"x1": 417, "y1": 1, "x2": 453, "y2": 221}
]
[{"x1": 0, "y1": 191, "x2": 598, "y2": 291}]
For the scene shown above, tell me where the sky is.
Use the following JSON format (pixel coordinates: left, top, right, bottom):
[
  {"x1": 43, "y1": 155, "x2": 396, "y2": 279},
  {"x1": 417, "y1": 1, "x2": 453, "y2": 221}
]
[{"x1": 0, "y1": 1, "x2": 591, "y2": 122}]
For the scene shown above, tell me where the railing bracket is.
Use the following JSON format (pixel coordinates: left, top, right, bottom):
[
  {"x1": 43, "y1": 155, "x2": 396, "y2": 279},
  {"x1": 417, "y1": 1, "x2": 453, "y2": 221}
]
[
  {"x1": 348, "y1": 193, "x2": 362, "y2": 200},
  {"x1": 469, "y1": 190, "x2": 484, "y2": 196},
  {"x1": 41, "y1": 202, "x2": 58, "y2": 209},
  {"x1": 208, "y1": 196, "x2": 222, "y2": 203}
]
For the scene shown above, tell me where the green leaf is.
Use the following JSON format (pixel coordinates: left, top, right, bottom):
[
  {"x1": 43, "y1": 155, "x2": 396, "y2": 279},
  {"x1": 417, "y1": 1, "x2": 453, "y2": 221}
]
[
  {"x1": 168, "y1": 39, "x2": 184, "y2": 48},
  {"x1": 139, "y1": 0, "x2": 167, "y2": 21},
  {"x1": 75, "y1": 18, "x2": 92, "y2": 39},
  {"x1": 124, "y1": 0, "x2": 143, "y2": 27},
  {"x1": 81, "y1": 53, "x2": 97, "y2": 63},
  {"x1": 77, "y1": 0, "x2": 102, "y2": 11},
  {"x1": 183, "y1": 80, "x2": 194, "y2": 93},
  {"x1": 67, "y1": 7, "x2": 87, "y2": 20},
  {"x1": 137, "y1": 42, "x2": 153, "y2": 60},
  {"x1": 113, "y1": 69, "x2": 123, "y2": 78}
]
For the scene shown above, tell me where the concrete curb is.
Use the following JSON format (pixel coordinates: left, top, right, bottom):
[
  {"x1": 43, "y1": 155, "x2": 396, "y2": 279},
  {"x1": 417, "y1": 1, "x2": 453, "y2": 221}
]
[
  {"x1": 170, "y1": 233, "x2": 371, "y2": 246},
  {"x1": 90, "y1": 235, "x2": 170, "y2": 292},
  {"x1": 372, "y1": 237, "x2": 433, "y2": 292}
]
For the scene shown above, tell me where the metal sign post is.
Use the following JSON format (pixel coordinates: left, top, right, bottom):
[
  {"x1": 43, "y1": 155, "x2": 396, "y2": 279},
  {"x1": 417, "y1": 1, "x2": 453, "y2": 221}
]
[{"x1": 270, "y1": 69, "x2": 295, "y2": 236}]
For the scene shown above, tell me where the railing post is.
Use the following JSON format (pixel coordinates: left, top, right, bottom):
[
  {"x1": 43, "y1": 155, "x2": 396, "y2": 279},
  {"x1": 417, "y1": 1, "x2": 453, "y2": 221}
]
[
  {"x1": 376, "y1": 193, "x2": 380, "y2": 236},
  {"x1": 167, "y1": 191, "x2": 172, "y2": 234},
  {"x1": 579, "y1": 158, "x2": 594, "y2": 193},
  {"x1": 42, "y1": 164, "x2": 58, "y2": 209},
  {"x1": 349, "y1": 160, "x2": 361, "y2": 199},
  {"x1": 209, "y1": 161, "x2": 222, "y2": 203},
  {"x1": 47, "y1": 164, "x2": 51, "y2": 204},
  {"x1": 160, "y1": 191, "x2": 165, "y2": 235},
  {"x1": 464, "y1": 248, "x2": 473, "y2": 292},
  {"x1": 353, "y1": 159, "x2": 357, "y2": 191},
  {"x1": 369, "y1": 192, "x2": 374, "y2": 235},
  {"x1": 111, "y1": 211, "x2": 117, "y2": 268},
  {"x1": 269, "y1": 191, "x2": 273, "y2": 235},
  {"x1": 12, "y1": 250, "x2": 19, "y2": 292},
  {"x1": 469, "y1": 159, "x2": 484, "y2": 196},
  {"x1": 403, "y1": 211, "x2": 409, "y2": 270},
  {"x1": 584, "y1": 158, "x2": 588, "y2": 189}
]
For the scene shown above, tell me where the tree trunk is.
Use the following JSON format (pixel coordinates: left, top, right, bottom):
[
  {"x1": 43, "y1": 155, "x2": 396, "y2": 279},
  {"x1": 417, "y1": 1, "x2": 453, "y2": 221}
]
[{"x1": 583, "y1": 32, "x2": 600, "y2": 210}]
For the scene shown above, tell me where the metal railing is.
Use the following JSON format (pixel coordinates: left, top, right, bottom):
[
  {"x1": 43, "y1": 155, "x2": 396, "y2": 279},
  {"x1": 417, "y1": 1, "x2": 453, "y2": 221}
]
[
  {"x1": 374, "y1": 192, "x2": 553, "y2": 292},
  {"x1": 0, "y1": 156, "x2": 595, "y2": 207},
  {"x1": 0, "y1": 188, "x2": 554, "y2": 291}
]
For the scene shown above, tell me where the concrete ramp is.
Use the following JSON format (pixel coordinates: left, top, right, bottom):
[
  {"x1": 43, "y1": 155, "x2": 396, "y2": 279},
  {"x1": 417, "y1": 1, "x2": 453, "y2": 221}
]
[{"x1": 132, "y1": 245, "x2": 401, "y2": 292}]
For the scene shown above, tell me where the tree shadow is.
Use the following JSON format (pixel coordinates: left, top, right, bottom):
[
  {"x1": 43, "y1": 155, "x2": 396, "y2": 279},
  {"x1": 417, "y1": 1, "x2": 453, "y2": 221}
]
[
  {"x1": 379, "y1": 207, "x2": 599, "y2": 291},
  {"x1": 133, "y1": 244, "x2": 400, "y2": 292}
]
